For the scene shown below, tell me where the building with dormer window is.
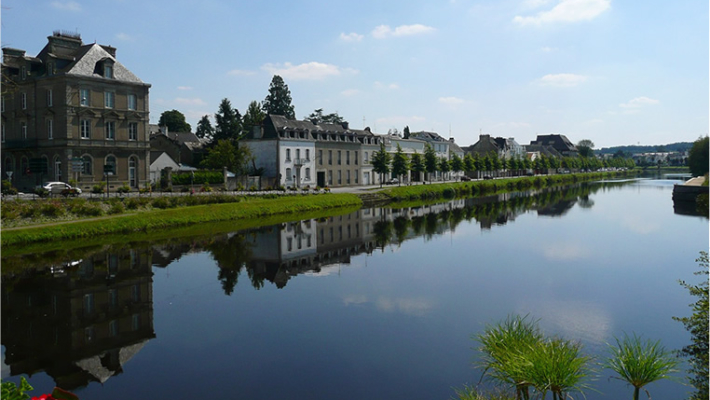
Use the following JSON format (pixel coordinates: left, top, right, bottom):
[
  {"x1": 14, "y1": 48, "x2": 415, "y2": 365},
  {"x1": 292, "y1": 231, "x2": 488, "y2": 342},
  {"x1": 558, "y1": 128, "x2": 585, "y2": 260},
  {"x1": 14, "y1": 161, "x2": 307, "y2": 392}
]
[{"x1": 1, "y1": 31, "x2": 151, "y2": 192}]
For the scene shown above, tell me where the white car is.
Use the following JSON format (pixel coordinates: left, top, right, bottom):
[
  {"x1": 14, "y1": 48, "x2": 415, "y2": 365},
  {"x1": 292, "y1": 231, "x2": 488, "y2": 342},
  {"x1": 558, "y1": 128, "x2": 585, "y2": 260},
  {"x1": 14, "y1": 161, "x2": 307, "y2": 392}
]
[{"x1": 37, "y1": 182, "x2": 82, "y2": 196}]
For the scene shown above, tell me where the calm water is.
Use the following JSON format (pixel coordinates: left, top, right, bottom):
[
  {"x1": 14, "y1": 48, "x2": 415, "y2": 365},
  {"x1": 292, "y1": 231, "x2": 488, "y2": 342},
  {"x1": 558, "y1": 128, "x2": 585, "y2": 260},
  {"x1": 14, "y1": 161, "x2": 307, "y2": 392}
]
[{"x1": 2, "y1": 178, "x2": 707, "y2": 400}]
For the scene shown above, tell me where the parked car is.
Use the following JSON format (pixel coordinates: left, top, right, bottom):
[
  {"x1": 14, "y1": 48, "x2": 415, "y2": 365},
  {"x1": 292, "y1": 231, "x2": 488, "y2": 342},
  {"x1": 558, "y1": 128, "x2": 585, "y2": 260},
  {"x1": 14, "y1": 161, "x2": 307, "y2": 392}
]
[
  {"x1": 483, "y1": 175, "x2": 493, "y2": 180},
  {"x1": 460, "y1": 176, "x2": 471, "y2": 182},
  {"x1": 386, "y1": 178, "x2": 399, "y2": 185},
  {"x1": 37, "y1": 182, "x2": 82, "y2": 197}
]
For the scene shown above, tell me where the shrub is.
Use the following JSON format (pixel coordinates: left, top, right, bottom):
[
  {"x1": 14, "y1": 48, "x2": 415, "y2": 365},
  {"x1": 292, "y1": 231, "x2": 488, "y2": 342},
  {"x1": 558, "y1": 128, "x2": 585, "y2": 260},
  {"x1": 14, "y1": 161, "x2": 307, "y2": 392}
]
[
  {"x1": 2, "y1": 180, "x2": 18, "y2": 195},
  {"x1": 201, "y1": 182, "x2": 213, "y2": 192},
  {"x1": 249, "y1": 185, "x2": 258, "y2": 192},
  {"x1": 92, "y1": 181, "x2": 106, "y2": 194},
  {"x1": 72, "y1": 201, "x2": 103, "y2": 217},
  {"x1": 35, "y1": 187, "x2": 49, "y2": 198},
  {"x1": 235, "y1": 183, "x2": 245, "y2": 191},
  {"x1": 151, "y1": 197, "x2": 172, "y2": 209},
  {"x1": 40, "y1": 201, "x2": 66, "y2": 218},
  {"x1": 116, "y1": 185, "x2": 131, "y2": 194},
  {"x1": 108, "y1": 201, "x2": 126, "y2": 215}
]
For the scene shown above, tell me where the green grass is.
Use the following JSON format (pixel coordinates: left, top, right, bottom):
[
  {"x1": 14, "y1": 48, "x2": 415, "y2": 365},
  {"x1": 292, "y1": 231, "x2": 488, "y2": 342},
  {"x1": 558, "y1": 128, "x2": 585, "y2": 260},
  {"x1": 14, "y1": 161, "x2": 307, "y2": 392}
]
[{"x1": 1, "y1": 194, "x2": 362, "y2": 247}]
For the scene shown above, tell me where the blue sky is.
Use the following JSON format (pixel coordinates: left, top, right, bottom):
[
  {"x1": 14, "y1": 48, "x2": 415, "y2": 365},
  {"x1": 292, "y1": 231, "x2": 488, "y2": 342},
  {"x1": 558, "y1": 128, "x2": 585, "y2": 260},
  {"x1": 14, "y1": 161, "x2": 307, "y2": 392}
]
[{"x1": 2, "y1": 0, "x2": 707, "y2": 148}]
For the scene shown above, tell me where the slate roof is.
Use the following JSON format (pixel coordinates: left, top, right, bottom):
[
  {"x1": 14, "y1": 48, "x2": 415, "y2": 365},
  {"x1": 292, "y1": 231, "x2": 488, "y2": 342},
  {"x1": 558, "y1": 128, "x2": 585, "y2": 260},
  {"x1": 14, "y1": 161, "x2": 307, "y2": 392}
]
[
  {"x1": 530, "y1": 134, "x2": 577, "y2": 153},
  {"x1": 410, "y1": 131, "x2": 447, "y2": 142},
  {"x1": 525, "y1": 144, "x2": 562, "y2": 158},
  {"x1": 65, "y1": 44, "x2": 144, "y2": 84}
]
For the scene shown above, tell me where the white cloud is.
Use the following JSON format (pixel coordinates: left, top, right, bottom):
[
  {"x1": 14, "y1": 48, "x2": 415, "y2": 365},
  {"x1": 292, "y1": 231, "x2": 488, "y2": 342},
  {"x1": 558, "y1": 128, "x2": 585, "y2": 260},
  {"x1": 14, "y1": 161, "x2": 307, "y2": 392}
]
[
  {"x1": 174, "y1": 97, "x2": 207, "y2": 106},
  {"x1": 340, "y1": 32, "x2": 364, "y2": 42},
  {"x1": 523, "y1": 0, "x2": 553, "y2": 9},
  {"x1": 514, "y1": 0, "x2": 610, "y2": 26},
  {"x1": 371, "y1": 24, "x2": 436, "y2": 39},
  {"x1": 51, "y1": 1, "x2": 81, "y2": 11},
  {"x1": 261, "y1": 62, "x2": 355, "y2": 81},
  {"x1": 438, "y1": 96, "x2": 465, "y2": 105},
  {"x1": 374, "y1": 81, "x2": 399, "y2": 90},
  {"x1": 537, "y1": 73, "x2": 588, "y2": 87},
  {"x1": 177, "y1": 86, "x2": 193, "y2": 91},
  {"x1": 619, "y1": 96, "x2": 659, "y2": 109},
  {"x1": 227, "y1": 69, "x2": 256, "y2": 76},
  {"x1": 115, "y1": 32, "x2": 134, "y2": 41},
  {"x1": 341, "y1": 89, "x2": 360, "y2": 97}
]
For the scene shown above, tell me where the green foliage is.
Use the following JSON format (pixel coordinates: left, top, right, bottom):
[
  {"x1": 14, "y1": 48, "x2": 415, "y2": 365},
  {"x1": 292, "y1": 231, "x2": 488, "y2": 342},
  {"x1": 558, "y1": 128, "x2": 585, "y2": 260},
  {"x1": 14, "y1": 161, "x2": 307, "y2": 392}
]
[
  {"x1": 452, "y1": 384, "x2": 515, "y2": 400},
  {"x1": 577, "y1": 139, "x2": 595, "y2": 158},
  {"x1": 2, "y1": 377, "x2": 34, "y2": 400},
  {"x1": 688, "y1": 136, "x2": 709, "y2": 177},
  {"x1": 673, "y1": 252, "x2": 709, "y2": 400},
  {"x1": 172, "y1": 171, "x2": 223, "y2": 185},
  {"x1": 305, "y1": 108, "x2": 346, "y2": 125},
  {"x1": 40, "y1": 200, "x2": 66, "y2": 218},
  {"x1": 391, "y1": 144, "x2": 409, "y2": 183},
  {"x1": 92, "y1": 181, "x2": 106, "y2": 194},
  {"x1": 424, "y1": 144, "x2": 438, "y2": 178},
  {"x1": 2, "y1": 179, "x2": 18, "y2": 195},
  {"x1": 116, "y1": 184, "x2": 131, "y2": 194},
  {"x1": 242, "y1": 100, "x2": 266, "y2": 136},
  {"x1": 262, "y1": 75, "x2": 295, "y2": 119},
  {"x1": 213, "y1": 98, "x2": 243, "y2": 142},
  {"x1": 108, "y1": 201, "x2": 126, "y2": 215},
  {"x1": 410, "y1": 152, "x2": 425, "y2": 179},
  {"x1": 200, "y1": 139, "x2": 253, "y2": 175},
  {"x1": 604, "y1": 333, "x2": 680, "y2": 400},
  {"x1": 195, "y1": 115, "x2": 214, "y2": 140},
  {"x1": 371, "y1": 142, "x2": 392, "y2": 185},
  {"x1": 158, "y1": 109, "x2": 191, "y2": 133}
]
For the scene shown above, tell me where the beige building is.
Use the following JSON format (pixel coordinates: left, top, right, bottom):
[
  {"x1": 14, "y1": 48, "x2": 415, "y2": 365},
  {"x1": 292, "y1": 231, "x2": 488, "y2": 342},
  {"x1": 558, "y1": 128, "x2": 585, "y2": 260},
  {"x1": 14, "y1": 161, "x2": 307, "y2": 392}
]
[{"x1": 1, "y1": 31, "x2": 151, "y2": 192}]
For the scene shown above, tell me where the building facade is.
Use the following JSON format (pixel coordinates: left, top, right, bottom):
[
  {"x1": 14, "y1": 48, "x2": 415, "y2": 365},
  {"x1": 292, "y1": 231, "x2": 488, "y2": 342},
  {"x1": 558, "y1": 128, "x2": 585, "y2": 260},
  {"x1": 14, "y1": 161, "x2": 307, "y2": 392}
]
[{"x1": 1, "y1": 32, "x2": 151, "y2": 192}]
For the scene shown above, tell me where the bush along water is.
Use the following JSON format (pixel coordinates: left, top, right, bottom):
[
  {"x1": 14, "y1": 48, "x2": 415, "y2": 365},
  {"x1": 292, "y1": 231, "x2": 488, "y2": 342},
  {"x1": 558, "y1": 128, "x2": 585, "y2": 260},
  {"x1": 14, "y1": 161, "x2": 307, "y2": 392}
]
[{"x1": 463, "y1": 314, "x2": 680, "y2": 400}]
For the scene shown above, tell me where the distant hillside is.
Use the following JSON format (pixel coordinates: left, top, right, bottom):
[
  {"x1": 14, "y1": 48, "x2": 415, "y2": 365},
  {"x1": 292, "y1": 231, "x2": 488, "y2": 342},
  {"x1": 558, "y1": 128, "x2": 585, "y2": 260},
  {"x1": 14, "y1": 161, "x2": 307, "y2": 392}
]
[{"x1": 598, "y1": 142, "x2": 692, "y2": 155}]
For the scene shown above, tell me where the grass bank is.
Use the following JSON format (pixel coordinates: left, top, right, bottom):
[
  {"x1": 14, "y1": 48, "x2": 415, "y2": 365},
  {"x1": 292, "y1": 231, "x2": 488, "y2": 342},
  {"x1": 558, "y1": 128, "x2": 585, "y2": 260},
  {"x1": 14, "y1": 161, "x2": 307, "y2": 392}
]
[
  {"x1": 377, "y1": 172, "x2": 630, "y2": 202},
  {"x1": 2, "y1": 193, "x2": 362, "y2": 247}
]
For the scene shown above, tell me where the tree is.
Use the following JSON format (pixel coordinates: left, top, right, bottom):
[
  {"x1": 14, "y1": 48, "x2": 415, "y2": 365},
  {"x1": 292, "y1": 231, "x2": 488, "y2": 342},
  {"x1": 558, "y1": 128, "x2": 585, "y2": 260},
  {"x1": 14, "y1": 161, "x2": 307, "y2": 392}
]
[
  {"x1": 200, "y1": 139, "x2": 253, "y2": 175},
  {"x1": 463, "y1": 153, "x2": 475, "y2": 176},
  {"x1": 371, "y1": 142, "x2": 391, "y2": 187},
  {"x1": 424, "y1": 144, "x2": 438, "y2": 181},
  {"x1": 213, "y1": 98, "x2": 242, "y2": 143},
  {"x1": 673, "y1": 252, "x2": 709, "y2": 400},
  {"x1": 688, "y1": 136, "x2": 709, "y2": 177},
  {"x1": 410, "y1": 152, "x2": 425, "y2": 182},
  {"x1": 242, "y1": 100, "x2": 266, "y2": 136},
  {"x1": 577, "y1": 139, "x2": 595, "y2": 158},
  {"x1": 305, "y1": 108, "x2": 346, "y2": 125},
  {"x1": 439, "y1": 157, "x2": 451, "y2": 180},
  {"x1": 391, "y1": 144, "x2": 409, "y2": 185},
  {"x1": 158, "y1": 109, "x2": 191, "y2": 133},
  {"x1": 195, "y1": 115, "x2": 214, "y2": 140},
  {"x1": 451, "y1": 153, "x2": 464, "y2": 177},
  {"x1": 262, "y1": 75, "x2": 295, "y2": 119}
]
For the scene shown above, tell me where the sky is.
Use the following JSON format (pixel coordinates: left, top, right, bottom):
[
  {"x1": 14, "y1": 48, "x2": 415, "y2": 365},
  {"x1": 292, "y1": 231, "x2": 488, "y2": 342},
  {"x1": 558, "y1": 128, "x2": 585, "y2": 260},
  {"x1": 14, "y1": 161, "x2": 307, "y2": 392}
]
[{"x1": 1, "y1": 0, "x2": 708, "y2": 148}]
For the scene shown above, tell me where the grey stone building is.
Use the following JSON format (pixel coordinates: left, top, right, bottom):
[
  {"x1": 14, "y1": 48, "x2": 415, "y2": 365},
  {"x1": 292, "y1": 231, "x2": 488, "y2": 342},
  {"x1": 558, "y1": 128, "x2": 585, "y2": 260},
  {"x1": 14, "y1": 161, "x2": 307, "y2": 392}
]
[{"x1": 1, "y1": 31, "x2": 151, "y2": 192}]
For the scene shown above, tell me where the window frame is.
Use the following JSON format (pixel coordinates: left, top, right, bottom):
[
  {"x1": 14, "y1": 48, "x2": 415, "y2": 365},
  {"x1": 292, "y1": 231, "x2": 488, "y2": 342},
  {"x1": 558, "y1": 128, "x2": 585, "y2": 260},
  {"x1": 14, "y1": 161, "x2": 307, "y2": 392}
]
[
  {"x1": 46, "y1": 89, "x2": 53, "y2": 107},
  {"x1": 104, "y1": 91, "x2": 115, "y2": 109},
  {"x1": 105, "y1": 121, "x2": 116, "y2": 140},
  {"x1": 80, "y1": 88, "x2": 90, "y2": 107},
  {"x1": 80, "y1": 119, "x2": 91, "y2": 139},
  {"x1": 128, "y1": 122, "x2": 138, "y2": 141},
  {"x1": 47, "y1": 118, "x2": 53, "y2": 139},
  {"x1": 127, "y1": 94, "x2": 137, "y2": 110},
  {"x1": 21, "y1": 92, "x2": 27, "y2": 110}
]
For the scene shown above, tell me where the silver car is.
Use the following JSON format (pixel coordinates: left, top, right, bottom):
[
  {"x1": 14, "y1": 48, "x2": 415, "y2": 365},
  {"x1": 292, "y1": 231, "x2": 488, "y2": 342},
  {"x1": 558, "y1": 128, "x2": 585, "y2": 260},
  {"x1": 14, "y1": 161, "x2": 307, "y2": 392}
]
[{"x1": 37, "y1": 182, "x2": 82, "y2": 196}]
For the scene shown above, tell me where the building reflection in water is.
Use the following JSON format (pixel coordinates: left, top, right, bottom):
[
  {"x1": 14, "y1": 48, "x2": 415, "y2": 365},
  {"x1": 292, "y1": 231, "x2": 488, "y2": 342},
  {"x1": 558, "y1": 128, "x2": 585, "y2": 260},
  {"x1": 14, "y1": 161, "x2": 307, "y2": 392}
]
[
  {"x1": 2, "y1": 180, "x2": 624, "y2": 388},
  {"x1": 2, "y1": 248, "x2": 155, "y2": 390}
]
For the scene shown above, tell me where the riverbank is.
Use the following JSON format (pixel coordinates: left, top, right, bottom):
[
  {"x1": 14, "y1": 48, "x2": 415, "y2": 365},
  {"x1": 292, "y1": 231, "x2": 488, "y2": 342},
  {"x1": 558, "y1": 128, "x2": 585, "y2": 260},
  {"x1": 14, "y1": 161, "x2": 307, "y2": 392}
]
[{"x1": 0, "y1": 171, "x2": 634, "y2": 247}]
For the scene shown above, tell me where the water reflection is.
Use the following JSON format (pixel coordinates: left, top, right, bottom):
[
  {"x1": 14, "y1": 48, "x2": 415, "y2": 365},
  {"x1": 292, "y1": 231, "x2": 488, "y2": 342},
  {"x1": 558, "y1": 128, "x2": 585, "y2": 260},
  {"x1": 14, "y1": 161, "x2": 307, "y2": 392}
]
[
  {"x1": 2, "y1": 249, "x2": 155, "y2": 390},
  {"x1": 1, "y1": 179, "x2": 633, "y2": 390}
]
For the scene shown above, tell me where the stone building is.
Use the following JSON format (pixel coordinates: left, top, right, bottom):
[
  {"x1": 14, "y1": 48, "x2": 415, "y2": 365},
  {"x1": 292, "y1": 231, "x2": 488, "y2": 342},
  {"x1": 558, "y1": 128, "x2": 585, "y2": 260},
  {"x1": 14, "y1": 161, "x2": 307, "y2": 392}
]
[{"x1": 1, "y1": 31, "x2": 151, "y2": 192}]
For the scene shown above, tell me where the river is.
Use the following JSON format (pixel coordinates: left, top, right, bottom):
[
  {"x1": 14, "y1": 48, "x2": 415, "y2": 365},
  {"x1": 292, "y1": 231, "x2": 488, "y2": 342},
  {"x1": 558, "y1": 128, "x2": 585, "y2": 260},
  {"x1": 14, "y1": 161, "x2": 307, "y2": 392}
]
[{"x1": 2, "y1": 177, "x2": 707, "y2": 400}]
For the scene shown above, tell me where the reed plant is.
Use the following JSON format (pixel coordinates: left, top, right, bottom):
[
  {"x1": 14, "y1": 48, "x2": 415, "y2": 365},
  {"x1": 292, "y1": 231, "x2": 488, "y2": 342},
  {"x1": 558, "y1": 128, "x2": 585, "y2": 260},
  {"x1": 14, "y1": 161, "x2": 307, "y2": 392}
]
[{"x1": 604, "y1": 333, "x2": 680, "y2": 400}]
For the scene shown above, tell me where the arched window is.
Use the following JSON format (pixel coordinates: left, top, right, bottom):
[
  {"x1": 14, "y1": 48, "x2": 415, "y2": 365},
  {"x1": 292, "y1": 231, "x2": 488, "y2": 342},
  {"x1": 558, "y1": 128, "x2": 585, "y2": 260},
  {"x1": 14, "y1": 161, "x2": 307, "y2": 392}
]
[
  {"x1": 53, "y1": 155, "x2": 62, "y2": 181},
  {"x1": 82, "y1": 155, "x2": 93, "y2": 176},
  {"x1": 105, "y1": 155, "x2": 117, "y2": 175},
  {"x1": 128, "y1": 156, "x2": 138, "y2": 188}
]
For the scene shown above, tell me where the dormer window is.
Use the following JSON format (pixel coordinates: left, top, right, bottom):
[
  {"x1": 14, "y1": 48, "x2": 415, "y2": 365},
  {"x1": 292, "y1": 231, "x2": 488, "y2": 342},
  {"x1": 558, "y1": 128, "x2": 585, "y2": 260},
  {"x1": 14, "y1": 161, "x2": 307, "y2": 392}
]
[{"x1": 104, "y1": 65, "x2": 113, "y2": 79}]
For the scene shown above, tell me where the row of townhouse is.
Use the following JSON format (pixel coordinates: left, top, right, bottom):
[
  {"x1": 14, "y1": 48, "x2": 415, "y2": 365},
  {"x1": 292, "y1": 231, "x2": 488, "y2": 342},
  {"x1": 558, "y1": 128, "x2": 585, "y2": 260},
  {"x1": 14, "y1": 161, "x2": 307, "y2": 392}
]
[
  {"x1": 242, "y1": 115, "x2": 466, "y2": 188},
  {"x1": 2, "y1": 32, "x2": 151, "y2": 192}
]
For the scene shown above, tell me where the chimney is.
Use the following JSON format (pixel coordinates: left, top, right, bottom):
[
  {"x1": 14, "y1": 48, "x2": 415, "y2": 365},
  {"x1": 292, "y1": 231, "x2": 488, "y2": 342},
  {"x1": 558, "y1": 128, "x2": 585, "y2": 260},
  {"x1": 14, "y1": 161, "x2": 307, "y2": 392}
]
[
  {"x1": 100, "y1": 45, "x2": 117, "y2": 58},
  {"x1": 47, "y1": 31, "x2": 82, "y2": 55}
]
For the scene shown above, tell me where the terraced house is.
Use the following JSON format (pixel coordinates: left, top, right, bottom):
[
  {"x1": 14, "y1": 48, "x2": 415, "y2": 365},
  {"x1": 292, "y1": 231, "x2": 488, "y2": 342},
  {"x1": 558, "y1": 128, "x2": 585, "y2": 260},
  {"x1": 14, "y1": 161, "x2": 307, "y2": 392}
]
[{"x1": 1, "y1": 31, "x2": 151, "y2": 192}]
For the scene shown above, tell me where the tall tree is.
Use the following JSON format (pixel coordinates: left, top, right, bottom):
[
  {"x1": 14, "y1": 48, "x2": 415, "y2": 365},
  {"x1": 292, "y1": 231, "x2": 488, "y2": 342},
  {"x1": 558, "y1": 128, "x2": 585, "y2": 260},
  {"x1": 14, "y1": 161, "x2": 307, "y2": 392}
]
[
  {"x1": 439, "y1": 157, "x2": 451, "y2": 181},
  {"x1": 242, "y1": 100, "x2": 266, "y2": 136},
  {"x1": 688, "y1": 136, "x2": 709, "y2": 177},
  {"x1": 410, "y1": 152, "x2": 425, "y2": 182},
  {"x1": 463, "y1": 153, "x2": 475, "y2": 176},
  {"x1": 391, "y1": 144, "x2": 410, "y2": 185},
  {"x1": 262, "y1": 75, "x2": 295, "y2": 119},
  {"x1": 305, "y1": 108, "x2": 346, "y2": 125},
  {"x1": 158, "y1": 109, "x2": 191, "y2": 133},
  {"x1": 451, "y1": 153, "x2": 464, "y2": 177},
  {"x1": 424, "y1": 144, "x2": 438, "y2": 182},
  {"x1": 195, "y1": 115, "x2": 214, "y2": 140},
  {"x1": 371, "y1": 142, "x2": 392, "y2": 187},
  {"x1": 577, "y1": 139, "x2": 595, "y2": 158},
  {"x1": 213, "y1": 98, "x2": 242, "y2": 143}
]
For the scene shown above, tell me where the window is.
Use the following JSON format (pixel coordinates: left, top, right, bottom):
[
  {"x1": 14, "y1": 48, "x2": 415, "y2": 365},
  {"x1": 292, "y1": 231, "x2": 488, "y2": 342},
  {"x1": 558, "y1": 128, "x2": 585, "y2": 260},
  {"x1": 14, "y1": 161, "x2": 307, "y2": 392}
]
[
  {"x1": 328, "y1": 150, "x2": 332, "y2": 165},
  {"x1": 296, "y1": 149, "x2": 300, "y2": 161},
  {"x1": 109, "y1": 289, "x2": 118, "y2": 308},
  {"x1": 338, "y1": 170, "x2": 342, "y2": 185},
  {"x1": 306, "y1": 149, "x2": 310, "y2": 161},
  {"x1": 47, "y1": 62, "x2": 54, "y2": 76},
  {"x1": 305, "y1": 168, "x2": 311, "y2": 180},
  {"x1": 364, "y1": 151, "x2": 369, "y2": 163},
  {"x1": 105, "y1": 121, "x2": 115, "y2": 139},
  {"x1": 355, "y1": 151, "x2": 359, "y2": 165},
  {"x1": 337, "y1": 151, "x2": 342, "y2": 165},
  {"x1": 318, "y1": 150, "x2": 322, "y2": 165},
  {"x1": 104, "y1": 91, "x2": 115, "y2": 108},
  {"x1": 132, "y1": 314, "x2": 141, "y2": 331},
  {"x1": 21, "y1": 92, "x2": 26, "y2": 109},
  {"x1": 47, "y1": 118, "x2": 53, "y2": 139},
  {"x1": 104, "y1": 65, "x2": 113, "y2": 79},
  {"x1": 46, "y1": 89, "x2": 53, "y2": 107},
  {"x1": 109, "y1": 320, "x2": 118, "y2": 337},
  {"x1": 132, "y1": 284, "x2": 141, "y2": 302},
  {"x1": 286, "y1": 149, "x2": 291, "y2": 161},
  {"x1": 83, "y1": 294, "x2": 94, "y2": 314},
  {"x1": 80, "y1": 89, "x2": 90, "y2": 106},
  {"x1": 347, "y1": 170, "x2": 351, "y2": 184},
  {"x1": 54, "y1": 156, "x2": 61, "y2": 181},
  {"x1": 285, "y1": 168, "x2": 292, "y2": 181},
  {"x1": 328, "y1": 170, "x2": 332, "y2": 185},
  {"x1": 128, "y1": 122, "x2": 138, "y2": 140},
  {"x1": 1, "y1": 124, "x2": 5, "y2": 143},
  {"x1": 83, "y1": 155, "x2": 93, "y2": 175},
  {"x1": 80, "y1": 120, "x2": 91, "y2": 138},
  {"x1": 21, "y1": 66, "x2": 26, "y2": 80},
  {"x1": 106, "y1": 155, "x2": 117, "y2": 174},
  {"x1": 21, "y1": 122, "x2": 27, "y2": 139},
  {"x1": 2, "y1": 96, "x2": 5, "y2": 112},
  {"x1": 127, "y1": 94, "x2": 137, "y2": 110},
  {"x1": 346, "y1": 151, "x2": 350, "y2": 165}
]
